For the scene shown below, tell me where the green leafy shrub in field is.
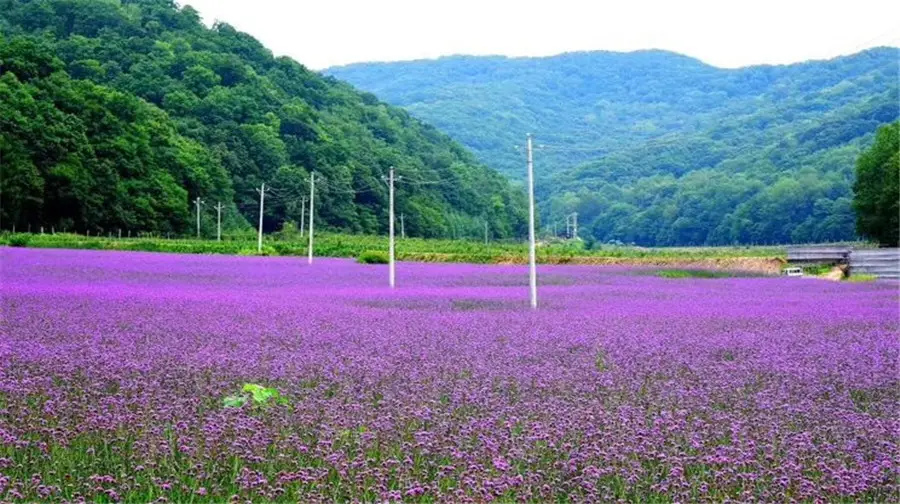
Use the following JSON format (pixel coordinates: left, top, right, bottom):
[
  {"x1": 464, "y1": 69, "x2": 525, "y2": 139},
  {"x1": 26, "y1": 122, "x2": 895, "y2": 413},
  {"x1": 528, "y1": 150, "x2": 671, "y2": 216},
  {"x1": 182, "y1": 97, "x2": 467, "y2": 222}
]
[
  {"x1": 238, "y1": 246, "x2": 278, "y2": 257},
  {"x1": 223, "y1": 383, "x2": 287, "y2": 408},
  {"x1": 357, "y1": 250, "x2": 389, "y2": 264},
  {"x1": 7, "y1": 234, "x2": 30, "y2": 247},
  {"x1": 3, "y1": 231, "x2": 793, "y2": 263},
  {"x1": 127, "y1": 240, "x2": 161, "y2": 252},
  {"x1": 271, "y1": 242, "x2": 305, "y2": 255},
  {"x1": 276, "y1": 221, "x2": 304, "y2": 241},
  {"x1": 802, "y1": 264, "x2": 833, "y2": 276}
]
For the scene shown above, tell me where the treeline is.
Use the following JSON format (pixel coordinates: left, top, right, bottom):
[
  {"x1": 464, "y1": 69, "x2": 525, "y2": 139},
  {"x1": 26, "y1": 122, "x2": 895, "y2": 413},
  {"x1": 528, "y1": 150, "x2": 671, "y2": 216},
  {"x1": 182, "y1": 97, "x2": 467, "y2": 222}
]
[
  {"x1": 853, "y1": 122, "x2": 899, "y2": 246},
  {"x1": 0, "y1": 0, "x2": 528, "y2": 239},
  {"x1": 328, "y1": 48, "x2": 899, "y2": 246}
]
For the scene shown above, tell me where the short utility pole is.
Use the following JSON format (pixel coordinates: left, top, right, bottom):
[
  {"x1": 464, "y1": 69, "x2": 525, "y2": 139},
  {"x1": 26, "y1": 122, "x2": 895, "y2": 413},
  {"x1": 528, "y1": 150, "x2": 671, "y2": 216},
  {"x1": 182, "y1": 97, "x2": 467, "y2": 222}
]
[
  {"x1": 255, "y1": 184, "x2": 267, "y2": 253},
  {"x1": 215, "y1": 202, "x2": 225, "y2": 242},
  {"x1": 194, "y1": 197, "x2": 204, "y2": 238},
  {"x1": 307, "y1": 172, "x2": 317, "y2": 264}
]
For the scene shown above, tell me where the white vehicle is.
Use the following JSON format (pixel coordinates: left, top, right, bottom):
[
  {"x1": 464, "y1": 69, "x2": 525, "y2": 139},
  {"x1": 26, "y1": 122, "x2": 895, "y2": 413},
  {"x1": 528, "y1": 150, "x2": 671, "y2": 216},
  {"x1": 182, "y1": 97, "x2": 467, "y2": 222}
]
[{"x1": 783, "y1": 267, "x2": 804, "y2": 277}]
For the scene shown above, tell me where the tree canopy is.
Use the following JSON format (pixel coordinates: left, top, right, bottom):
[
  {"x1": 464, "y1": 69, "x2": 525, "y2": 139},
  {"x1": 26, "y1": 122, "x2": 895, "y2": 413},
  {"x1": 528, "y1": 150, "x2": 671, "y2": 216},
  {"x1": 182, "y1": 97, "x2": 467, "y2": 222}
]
[
  {"x1": 0, "y1": 0, "x2": 528, "y2": 239},
  {"x1": 853, "y1": 122, "x2": 899, "y2": 246},
  {"x1": 328, "y1": 49, "x2": 899, "y2": 245}
]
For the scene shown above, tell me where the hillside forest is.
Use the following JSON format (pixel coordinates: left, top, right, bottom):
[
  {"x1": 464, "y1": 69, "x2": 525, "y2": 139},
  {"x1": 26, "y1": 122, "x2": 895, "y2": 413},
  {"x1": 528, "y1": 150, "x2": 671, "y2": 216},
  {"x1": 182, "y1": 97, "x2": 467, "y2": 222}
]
[
  {"x1": 328, "y1": 49, "x2": 900, "y2": 246},
  {"x1": 0, "y1": 0, "x2": 529, "y2": 239}
]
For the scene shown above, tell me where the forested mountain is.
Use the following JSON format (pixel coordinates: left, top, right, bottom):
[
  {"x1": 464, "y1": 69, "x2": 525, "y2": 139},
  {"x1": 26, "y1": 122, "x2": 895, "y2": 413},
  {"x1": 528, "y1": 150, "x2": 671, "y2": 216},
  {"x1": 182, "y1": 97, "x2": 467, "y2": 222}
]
[
  {"x1": 0, "y1": 0, "x2": 528, "y2": 239},
  {"x1": 328, "y1": 49, "x2": 899, "y2": 245}
]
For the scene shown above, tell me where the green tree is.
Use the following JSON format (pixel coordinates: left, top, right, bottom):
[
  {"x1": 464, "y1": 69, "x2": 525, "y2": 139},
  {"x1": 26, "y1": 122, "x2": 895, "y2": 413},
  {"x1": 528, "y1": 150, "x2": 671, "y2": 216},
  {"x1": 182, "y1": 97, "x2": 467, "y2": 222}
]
[{"x1": 853, "y1": 122, "x2": 899, "y2": 246}]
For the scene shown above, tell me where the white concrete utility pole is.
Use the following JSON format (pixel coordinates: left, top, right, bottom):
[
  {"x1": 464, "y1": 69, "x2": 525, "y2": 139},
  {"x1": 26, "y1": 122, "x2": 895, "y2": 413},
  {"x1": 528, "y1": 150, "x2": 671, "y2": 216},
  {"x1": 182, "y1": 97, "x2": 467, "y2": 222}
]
[
  {"x1": 299, "y1": 195, "x2": 307, "y2": 236},
  {"x1": 526, "y1": 133, "x2": 538, "y2": 309},
  {"x1": 255, "y1": 184, "x2": 267, "y2": 253},
  {"x1": 382, "y1": 167, "x2": 402, "y2": 288},
  {"x1": 571, "y1": 212, "x2": 578, "y2": 240},
  {"x1": 215, "y1": 202, "x2": 224, "y2": 242},
  {"x1": 307, "y1": 172, "x2": 316, "y2": 264},
  {"x1": 400, "y1": 213, "x2": 405, "y2": 239},
  {"x1": 566, "y1": 212, "x2": 578, "y2": 240},
  {"x1": 194, "y1": 197, "x2": 204, "y2": 238},
  {"x1": 484, "y1": 219, "x2": 489, "y2": 245}
]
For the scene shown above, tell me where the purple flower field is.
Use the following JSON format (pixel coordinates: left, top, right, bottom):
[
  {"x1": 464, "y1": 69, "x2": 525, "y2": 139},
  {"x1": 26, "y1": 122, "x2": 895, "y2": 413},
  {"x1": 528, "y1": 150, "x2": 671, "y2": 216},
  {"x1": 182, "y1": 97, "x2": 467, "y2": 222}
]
[{"x1": 1, "y1": 248, "x2": 898, "y2": 502}]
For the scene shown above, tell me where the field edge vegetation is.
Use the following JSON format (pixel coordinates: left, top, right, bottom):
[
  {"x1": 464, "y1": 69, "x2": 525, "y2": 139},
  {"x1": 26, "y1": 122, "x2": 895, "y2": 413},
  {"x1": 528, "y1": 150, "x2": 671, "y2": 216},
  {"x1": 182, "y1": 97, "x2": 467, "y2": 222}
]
[{"x1": 0, "y1": 232, "x2": 797, "y2": 272}]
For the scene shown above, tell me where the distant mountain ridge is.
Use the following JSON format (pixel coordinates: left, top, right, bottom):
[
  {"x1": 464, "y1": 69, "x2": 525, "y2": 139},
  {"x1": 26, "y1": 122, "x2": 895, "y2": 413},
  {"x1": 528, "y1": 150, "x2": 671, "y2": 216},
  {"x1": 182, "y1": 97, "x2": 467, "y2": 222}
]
[{"x1": 327, "y1": 48, "x2": 899, "y2": 245}]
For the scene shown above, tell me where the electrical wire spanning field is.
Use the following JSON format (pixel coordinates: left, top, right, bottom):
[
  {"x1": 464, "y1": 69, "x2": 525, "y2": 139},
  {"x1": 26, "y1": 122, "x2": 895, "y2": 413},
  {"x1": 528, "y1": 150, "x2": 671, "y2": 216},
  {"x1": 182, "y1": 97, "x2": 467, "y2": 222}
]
[{"x1": 1, "y1": 248, "x2": 897, "y2": 502}]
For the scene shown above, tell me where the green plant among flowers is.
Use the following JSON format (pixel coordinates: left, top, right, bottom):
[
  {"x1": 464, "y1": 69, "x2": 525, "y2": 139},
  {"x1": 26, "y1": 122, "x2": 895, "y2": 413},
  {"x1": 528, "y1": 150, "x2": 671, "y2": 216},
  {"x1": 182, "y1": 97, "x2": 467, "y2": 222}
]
[{"x1": 223, "y1": 383, "x2": 288, "y2": 408}]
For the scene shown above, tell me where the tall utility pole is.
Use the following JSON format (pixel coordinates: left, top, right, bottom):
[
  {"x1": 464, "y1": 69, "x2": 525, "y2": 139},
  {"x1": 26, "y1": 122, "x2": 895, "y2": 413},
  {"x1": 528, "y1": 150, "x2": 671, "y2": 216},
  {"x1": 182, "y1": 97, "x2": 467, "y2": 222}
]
[
  {"x1": 299, "y1": 195, "x2": 307, "y2": 236},
  {"x1": 400, "y1": 213, "x2": 405, "y2": 239},
  {"x1": 194, "y1": 197, "x2": 204, "y2": 238},
  {"x1": 526, "y1": 133, "x2": 538, "y2": 309},
  {"x1": 484, "y1": 219, "x2": 489, "y2": 245},
  {"x1": 255, "y1": 184, "x2": 267, "y2": 253},
  {"x1": 388, "y1": 167, "x2": 396, "y2": 288},
  {"x1": 215, "y1": 202, "x2": 224, "y2": 242},
  {"x1": 382, "y1": 167, "x2": 401, "y2": 288},
  {"x1": 307, "y1": 172, "x2": 316, "y2": 264}
]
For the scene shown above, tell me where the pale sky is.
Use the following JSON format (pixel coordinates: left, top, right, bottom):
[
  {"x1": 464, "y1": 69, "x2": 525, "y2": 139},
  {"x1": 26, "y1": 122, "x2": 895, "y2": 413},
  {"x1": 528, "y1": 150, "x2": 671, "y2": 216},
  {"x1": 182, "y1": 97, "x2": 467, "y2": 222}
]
[{"x1": 182, "y1": 0, "x2": 900, "y2": 70}]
